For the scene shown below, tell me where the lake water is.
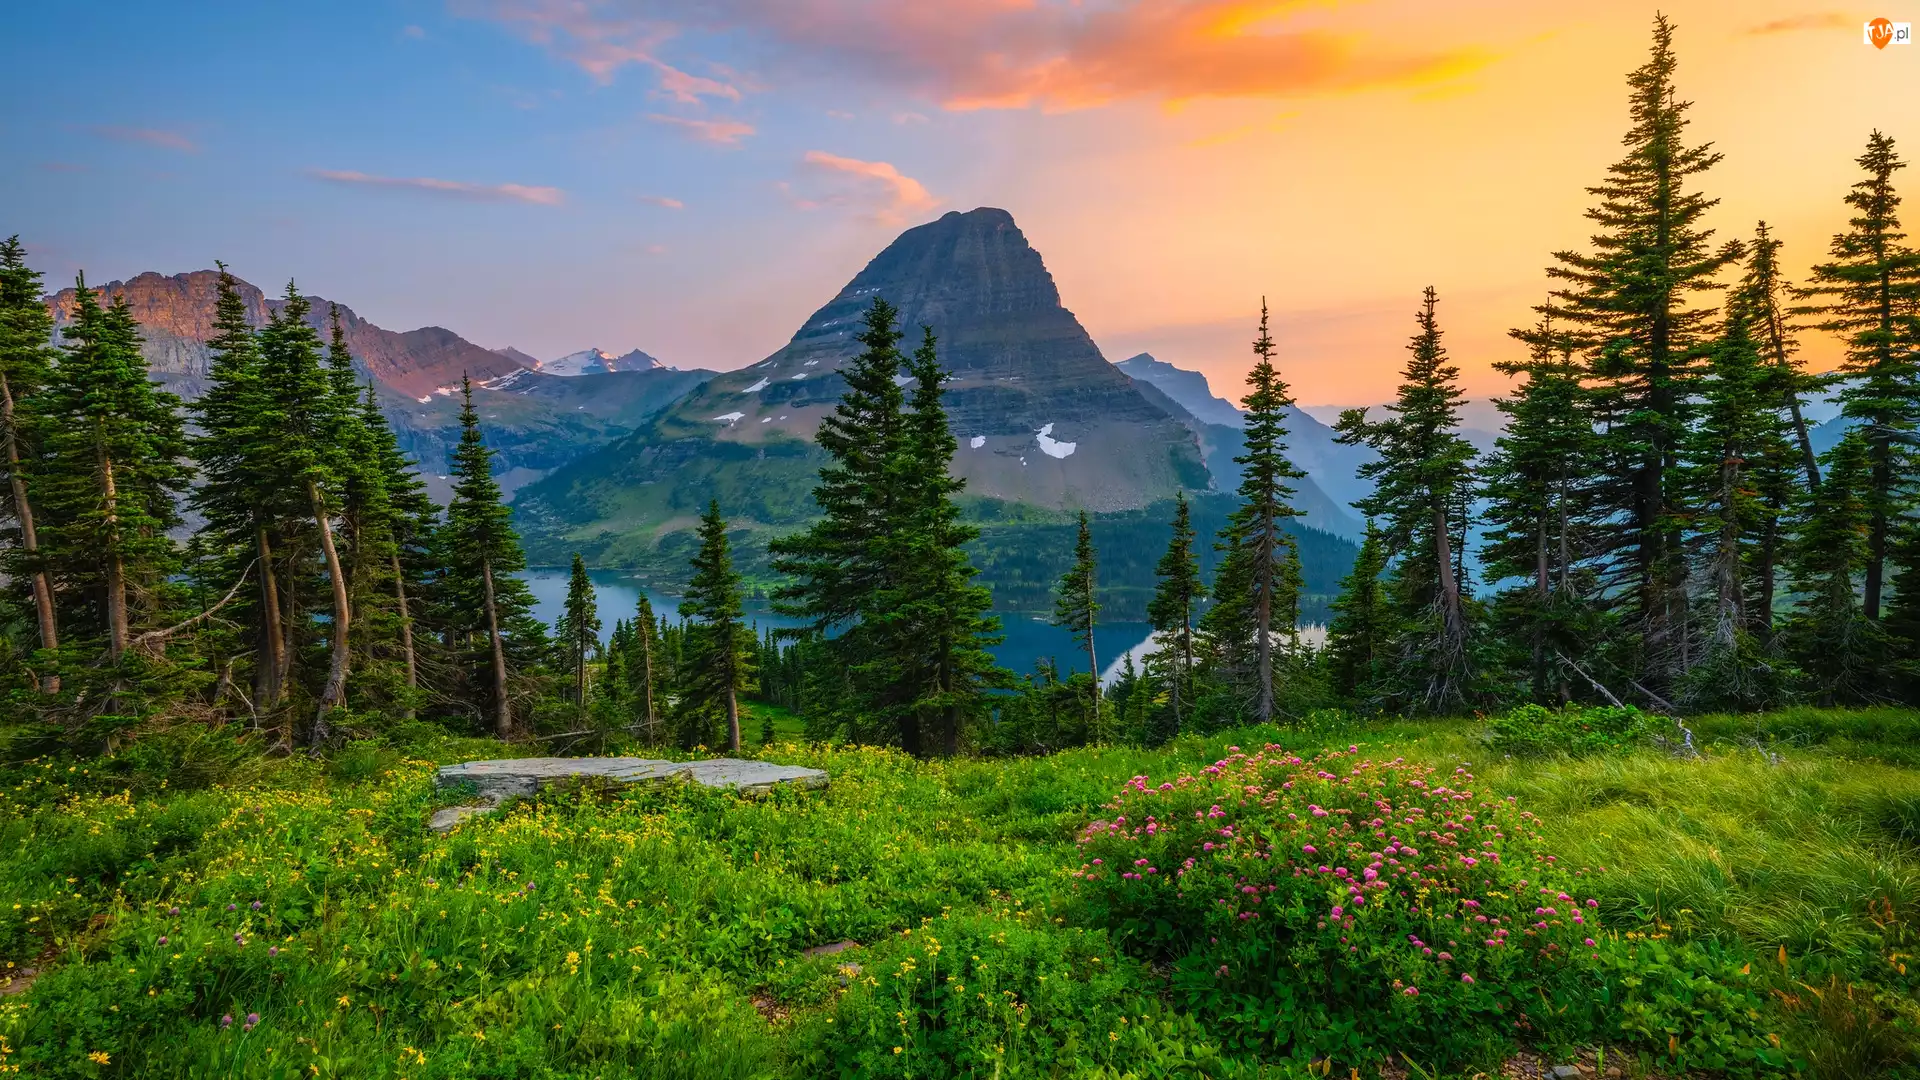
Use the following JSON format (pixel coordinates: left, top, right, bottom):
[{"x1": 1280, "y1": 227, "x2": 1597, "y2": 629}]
[
  {"x1": 520, "y1": 566, "x2": 1156, "y2": 685},
  {"x1": 521, "y1": 567, "x2": 1324, "y2": 687}
]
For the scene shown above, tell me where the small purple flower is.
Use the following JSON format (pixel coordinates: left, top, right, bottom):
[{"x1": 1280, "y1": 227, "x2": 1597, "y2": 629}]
[
  {"x1": 220, "y1": 1014, "x2": 234, "y2": 1029},
  {"x1": 1461, "y1": 974, "x2": 1475, "y2": 984},
  {"x1": 250, "y1": 901, "x2": 262, "y2": 911},
  {"x1": 168, "y1": 907, "x2": 180, "y2": 916},
  {"x1": 157, "y1": 935, "x2": 168, "y2": 946},
  {"x1": 268, "y1": 947, "x2": 279, "y2": 957},
  {"x1": 244, "y1": 1012, "x2": 260, "y2": 1031},
  {"x1": 1403, "y1": 986, "x2": 1419, "y2": 997},
  {"x1": 227, "y1": 903, "x2": 237, "y2": 912}
]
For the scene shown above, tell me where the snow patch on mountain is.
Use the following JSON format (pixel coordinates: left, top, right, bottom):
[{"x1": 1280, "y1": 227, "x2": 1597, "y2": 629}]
[
  {"x1": 969, "y1": 435, "x2": 985, "y2": 449},
  {"x1": 1035, "y1": 423, "x2": 1076, "y2": 459},
  {"x1": 537, "y1": 347, "x2": 665, "y2": 376},
  {"x1": 742, "y1": 377, "x2": 770, "y2": 393},
  {"x1": 711, "y1": 412, "x2": 745, "y2": 425}
]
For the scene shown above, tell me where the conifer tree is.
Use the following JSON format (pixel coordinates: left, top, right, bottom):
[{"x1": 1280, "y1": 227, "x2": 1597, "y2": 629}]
[
  {"x1": 354, "y1": 383, "x2": 435, "y2": 712},
  {"x1": 1744, "y1": 222, "x2": 1824, "y2": 488},
  {"x1": 1334, "y1": 286, "x2": 1478, "y2": 712},
  {"x1": 627, "y1": 592, "x2": 660, "y2": 744},
  {"x1": 1201, "y1": 301, "x2": 1306, "y2": 723},
  {"x1": 771, "y1": 298, "x2": 910, "y2": 739},
  {"x1": 258, "y1": 285, "x2": 353, "y2": 741},
  {"x1": 188, "y1": 265, "x2": 289, "y2": 718},
  {"x1": 1785, "y1": 430, "x2": 1881, "y2": 703},
  {"x1": 1484, "y1": 314, "x2": 1600, "y2": 702},
  {"x1": 1146, "y1": 492, "x2": 1203, "y2": 739},
  {"x1": 881, "y1": 325, "x2": 1005, "y2": 755},
  {"x1": 1052, "y1": 510, "x2": 1101, "y2": 727},
  {"x1": 34, "y1": 278, "x2": 189, "y2": 663},
  {"x1": 1680, "y1": 250, "x2": 1796, "y2": 708},
  {"x1": 1798, "y1": 131, "x2": 1920, "y2": 621},
  {"x1": 557, "y1": 554, "x2": 600, "y2": 709},
  {"x1": 441, "y1": 376, "x2": 542, "y2": 736},
  {"x1": 1323, "y1": 520, "x2": 1391, "y2": 702},
  {"x1": 1538, "y1": 14, "x2": 1735, "y2": 690},
  {"x1": 679, "y1": 500, "x2": 753, "y2": 751},
  {"x1": 0, "y1": 238, "x2": 60, "y2": 688}
]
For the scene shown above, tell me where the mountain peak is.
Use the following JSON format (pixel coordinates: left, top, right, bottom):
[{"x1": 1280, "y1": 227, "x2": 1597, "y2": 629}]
[
  {"x1": 1115, "y1": 353, "x2": 1244, "y2": 429},
  {"x1": 537, "y1": 347, "x2": 665, "y2": 376}
]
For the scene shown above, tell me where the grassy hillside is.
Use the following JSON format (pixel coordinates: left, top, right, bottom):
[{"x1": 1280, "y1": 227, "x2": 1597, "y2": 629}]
[{"x1": 5, "y1": 709, "x2": 1919, "y2": 1077}]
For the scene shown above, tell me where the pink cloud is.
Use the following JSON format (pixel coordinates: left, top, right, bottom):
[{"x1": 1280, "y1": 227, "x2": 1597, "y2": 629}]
[
  {"x1": 460, "y1": 1, "x2": 1488, "y2": 111},
  {"x1": 1743, "y1": 12, "x2": 1851, "y2": 35},
  {"x1": 799, "y1": 150, "x2": 939, "y2": 223},
  {"x1": 87, "y1": 126, "x2": 197, "y2": 152},
  {"x1": 648, "y1": 113, "x2": 756, "y2": 144},
  {"x1": 309, "y1": 169, "x2": 565, "y2": 205},
  {"x1": 637, "y1": 194, "x2": 686, "y2": 208}
]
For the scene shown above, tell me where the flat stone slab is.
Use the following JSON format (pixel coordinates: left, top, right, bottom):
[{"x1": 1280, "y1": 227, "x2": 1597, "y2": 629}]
[{"x1": 430, "y1": 757, "x2": 829, "y2": 832}]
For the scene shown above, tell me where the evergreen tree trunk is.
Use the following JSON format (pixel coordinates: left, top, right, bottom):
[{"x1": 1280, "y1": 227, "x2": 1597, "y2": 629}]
[
  {"x1": 97, "y1": 427, "x2": 130, "y2": 663},
  {"x1": 310, "y1": 481, "x2": 351, "y2": 744},
  {"x1": 1866, "y1": 444, "x2": 1891, "y2": 620},
  {"x1": 640, "y1": 625, "x2": 656, "y2": 741},
  {"x1": 480, "y1": 558, "x2": 511, "y2": 738},
  {"x1": 390, "y1": 551, "x2": 417, "y2": 717},
  {"x1": 1253, "y1": 523, "x2": 1274, "y2": 724},
  {"x1": 724, "y1": 683, "x2": 741, "y2": 752},
  {"x1": 2, "y1": 371, "x2": 58, "y2": 691},
  {"x1": 255, "y1": 527, "x2": 286, "y2": 711}
]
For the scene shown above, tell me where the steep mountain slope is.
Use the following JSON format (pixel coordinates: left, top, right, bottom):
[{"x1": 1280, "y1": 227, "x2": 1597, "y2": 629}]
[
  {"x1": 45, "y1": 271, "x2": 703, "y2": 499},
  {"x1": 1115, "y1": 351, "x2": 1376, "y2": 524},
  {"x1": 517, "y1": 208, "x2": 1210, "y2": 553}
]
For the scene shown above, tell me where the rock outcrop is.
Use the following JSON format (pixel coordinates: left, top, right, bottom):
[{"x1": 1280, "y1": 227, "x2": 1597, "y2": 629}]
[{"x1": 430, "y1": 756, "x2": 829, "y2": 832}]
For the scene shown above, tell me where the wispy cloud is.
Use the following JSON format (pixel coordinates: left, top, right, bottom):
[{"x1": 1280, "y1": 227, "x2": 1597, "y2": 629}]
[
  {"x1": 88, "y1": 125, "x2": 197, "y2": 152},
  {"x1": 647, "y1": 113, "x2": 756, "y2": 144},
  {"x1": 457, "y1": 0, "x2": 741, "y2": 101},
  {"x1": 649, "y1": 58, "x2": 741, "y2": 103},
  {"x1": 401, "y1": 24, "x2": 427, "y2": 39},
  {"x1": 637, "y1": 194, "x2": 685, "y2": 208},
  {"x1": 308, "y1": 169, "x2": 565, "y2": 205},
  {"x1": 797, "y1": 150, "x2": 938, "y2": 223},
  {"x1": 1743, "y1": 12, "x2": 1851, "y2": 35},
  {"x1": 461, "y1": 1, "x2": 1490, "y2": 112}
]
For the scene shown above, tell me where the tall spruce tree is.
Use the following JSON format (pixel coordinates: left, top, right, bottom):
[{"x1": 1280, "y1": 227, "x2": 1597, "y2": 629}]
[
  {"x1": 1146, "y1": 492, "x2": 1203, "y2": 740},
  {"x1": 1798, "y1": 131, "x2": 1920, "y2": 622},
  {"x1": 188, "y1": 265, "x2": 290, "y2": 719},
  {"x1": 355, "y1": 383, "x2": 435, "y2": 714},
  {"x1": 1538, "y1": 14, "x2": 1735, "y2": 691},
  {"x1": 258, "y1": 286, "x2": 353, "y2": 742},
  {"x1": 880, "y1": 325, "x2": 1005, "y2": 755},
  {"x1": 770, "y1": 299, "x2": 911, "y2": 741},
  {"x1": 1785, "y1": 430, "x2": 1881, "y2": 703},
  {"x1": 0, "y1": 238, "x2": 60, "y2": 689},
  {"x1": 679, "y1": 500, "x2": 753, "y2": 751},
  {"x1": 1201, "y1": 301, "x2": 1306, "y2": 723},
  {"x1": 1052, "y1": 510, "x2": 1101, "y2": 728},
  {"x1": 441, "y1": 376, "x2": 542, "y2": 737},
  {"x1": 627, "y1": 592, "x2": 660, "y2": 744},
  {"x1": 1484, "y1": 314, "x2": 1601, "y2": 703},
  {"x1": 34, "y1": 279, "x2": 189, "y2": 664},
  {"x1": 1744, "y1": 222, "x2": 1824, "y2": 488},
  {"x1": 1679, "y1": 247, "x2": 1797, "y2": 708},
  {"x1": 557, "y1": 554, "x2": 600, "y2": 709},
  {"x1": 1323, "y1": 520, "x2": 1391, "y2": 703},
  {"x1": 1334, "y1": 286, "x2": 1478, "y2": 712}
]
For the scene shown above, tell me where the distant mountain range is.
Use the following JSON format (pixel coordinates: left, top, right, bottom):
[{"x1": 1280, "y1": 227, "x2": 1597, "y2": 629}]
[
  {"x1": 45, "y1": 271, "x2": 706, "y2": 500},
  {"x1": 501, "y1": 346, "x2": 670, "y2": 376}
]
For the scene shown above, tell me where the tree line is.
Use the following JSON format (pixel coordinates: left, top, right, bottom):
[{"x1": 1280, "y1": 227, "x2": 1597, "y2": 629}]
[{"x1": 3, "y1": 17, "x2": 1916, "y2": 761}]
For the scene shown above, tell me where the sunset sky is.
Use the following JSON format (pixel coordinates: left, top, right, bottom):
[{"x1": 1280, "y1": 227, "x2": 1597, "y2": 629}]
[{"x1": 4, "y1": 1, "x2": 1916, "y2": 405}]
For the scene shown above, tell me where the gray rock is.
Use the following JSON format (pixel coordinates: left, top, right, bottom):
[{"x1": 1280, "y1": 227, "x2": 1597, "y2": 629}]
[
  {"x1": 429, "y1": 756, "x2": 828, "y2": 831},
  {"x1": 1551, "y1": 1066, "x2": 1582, "y2": 1079}
]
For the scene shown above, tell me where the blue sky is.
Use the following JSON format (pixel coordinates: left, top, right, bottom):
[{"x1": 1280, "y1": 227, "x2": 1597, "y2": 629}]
[{"x1": 4, "y1": 2, "x2": 1913, "y2": 402}]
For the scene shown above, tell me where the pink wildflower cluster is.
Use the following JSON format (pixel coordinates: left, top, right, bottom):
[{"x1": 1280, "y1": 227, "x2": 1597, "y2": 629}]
[{"x1": 1071, "y1": 743, "x2": 1608, "y2": 1002}]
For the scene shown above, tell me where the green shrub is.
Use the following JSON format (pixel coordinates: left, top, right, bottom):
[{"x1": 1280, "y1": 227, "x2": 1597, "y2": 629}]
[{"x1": 1489, "y1": 704, "x2": 1657, "y2": 757}]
